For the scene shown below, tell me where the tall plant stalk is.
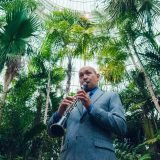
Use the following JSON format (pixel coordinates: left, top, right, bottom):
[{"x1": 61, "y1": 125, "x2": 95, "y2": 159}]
[{"x1": 43, "y1": 64, "x2": 51, "y2": 124}]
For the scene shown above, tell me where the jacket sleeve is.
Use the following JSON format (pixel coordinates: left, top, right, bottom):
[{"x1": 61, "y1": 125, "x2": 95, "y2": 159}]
[
  {"x1": 47, "y1": 111, "x2": 61, "y2": 137},
  {"x1": 89, "y1": 92, "x2": 127, "y2": 136}
]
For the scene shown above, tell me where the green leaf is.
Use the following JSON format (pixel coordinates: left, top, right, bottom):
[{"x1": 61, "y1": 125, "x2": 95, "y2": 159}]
[{"x1": 140, "y1": 154, "x2": 151, "y2": 160}]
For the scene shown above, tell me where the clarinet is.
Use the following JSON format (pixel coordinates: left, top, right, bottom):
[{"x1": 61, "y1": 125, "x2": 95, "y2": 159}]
[{"x1": 50, "y1": 82, "x2": 88, "y2": 137}]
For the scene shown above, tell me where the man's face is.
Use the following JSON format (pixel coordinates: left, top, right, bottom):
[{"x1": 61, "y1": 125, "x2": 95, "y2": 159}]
[{"x1": 79, "y1": 66, "x2": 99, "y2": 91}]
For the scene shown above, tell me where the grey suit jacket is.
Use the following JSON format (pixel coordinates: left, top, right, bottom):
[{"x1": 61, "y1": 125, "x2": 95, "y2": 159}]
[{"x1": 48, "y1": 89, "x2": 127, "y2": 160}]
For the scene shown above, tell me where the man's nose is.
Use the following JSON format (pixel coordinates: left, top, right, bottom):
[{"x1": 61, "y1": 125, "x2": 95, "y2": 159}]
[{"x1": 83, "y1": 74, "x2": 88, "y2": 79}]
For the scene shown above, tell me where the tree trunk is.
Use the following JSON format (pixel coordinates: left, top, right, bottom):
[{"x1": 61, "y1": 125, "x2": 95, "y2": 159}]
[
  {"x1": 43, "y1": 69, "x2": 51, "y2": 124},
  {"x1": 142, "y1": 114, "x2": 157, "y2": 154},
  {"x1": 131, "y1": 41, "x2": 160, "y2": 113},
  {"x1": 0, "y1": 58, "x2": 21, "y2": 121},
  {"x1": 33, "y1": 92, "x2": 43, "y2": 126},
  {"x1": 65, "y1": 56, "x2": 72, "y2": 95},
  {"x1": 127, "y1": 45, "x2": 139, "y2": 69}
]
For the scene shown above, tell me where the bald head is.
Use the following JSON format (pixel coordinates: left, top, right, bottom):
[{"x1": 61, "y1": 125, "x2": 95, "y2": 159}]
[
  {"x1": 79, "y1": 66, "x2": 97, "y2": 74},
  {"x1": 79, "y1": 66, "x2": 99, "y2": 91}
]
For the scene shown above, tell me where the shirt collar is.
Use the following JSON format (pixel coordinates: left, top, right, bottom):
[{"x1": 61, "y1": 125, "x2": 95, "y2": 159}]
[{"x1": 88, "y1": 86, "x2": 98, "y2": 95}]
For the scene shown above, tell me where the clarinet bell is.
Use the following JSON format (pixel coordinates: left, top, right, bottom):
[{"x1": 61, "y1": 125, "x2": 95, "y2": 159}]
[{"x1": 50, "y1": 116, "x2": 66, "y2": 137}]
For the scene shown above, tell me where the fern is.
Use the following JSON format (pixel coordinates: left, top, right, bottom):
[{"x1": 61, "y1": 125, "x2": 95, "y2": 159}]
[
  {"x1": 140, "y1": 154, "x2": 151, "y2": 160},
  {"x1": 114, "y1": 139, "x2": 140, "y2": 160}
]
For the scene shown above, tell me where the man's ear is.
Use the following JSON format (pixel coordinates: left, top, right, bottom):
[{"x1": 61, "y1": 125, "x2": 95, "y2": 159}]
[{"x1": 97, "y1": 73, "x2": 100, "y2": 79}]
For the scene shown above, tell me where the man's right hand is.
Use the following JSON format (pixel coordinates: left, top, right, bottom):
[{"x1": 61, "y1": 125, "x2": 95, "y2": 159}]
[{"x1": 58, "y1": 96, "x2": 75, "y2": 116}]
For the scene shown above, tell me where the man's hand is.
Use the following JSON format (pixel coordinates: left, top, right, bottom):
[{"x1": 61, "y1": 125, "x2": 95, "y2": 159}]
[
  {"x1": 58, "y1": 96, "x2": 75, "y2": 116},
  {"x1": 76, "y1": 90, "x2": 91, "y2": 109}
]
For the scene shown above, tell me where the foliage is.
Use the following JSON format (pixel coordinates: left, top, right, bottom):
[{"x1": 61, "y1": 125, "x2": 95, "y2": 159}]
[
  {"x1": 45, "y1": 9, "x2": 94, "y2": 62},
  {"x1": 0, "y1": 59, "x2": 65, "y2": 159},
  {"x1": 0, "y1": 0, "x2": 39, "y2": 73},
  {"x1": 0, "y1": 0, "x2": 160, "y2": 159},
  {"x1": 114, "y1": 139, "x2": 140, "y2": 160}
]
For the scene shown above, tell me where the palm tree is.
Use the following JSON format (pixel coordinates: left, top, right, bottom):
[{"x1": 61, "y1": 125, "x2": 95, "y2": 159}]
[
  {"x1": 95, "y1": 38, "x2": 128, "y2": 84},
  {"x1": 39, "y1": 10, "x2": 95, "y2": 125},
  {"x1": 45, "y1": 9, "x2": 94, "y2": 94},
  {"x1": 99, "y1": 0, "x2": 160, "y2": 156},
  {"x1": 0, "y1": 0, "x2": 39, "y2": 118},
  {"x1": 102, "y1": 0, "x2": 160, "y2": 112}
]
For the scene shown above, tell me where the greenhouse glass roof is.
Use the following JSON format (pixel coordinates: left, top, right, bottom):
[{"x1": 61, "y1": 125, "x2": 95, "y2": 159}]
[{"x1": 39, "y1": 0, "x2": 103, "y2": 13}]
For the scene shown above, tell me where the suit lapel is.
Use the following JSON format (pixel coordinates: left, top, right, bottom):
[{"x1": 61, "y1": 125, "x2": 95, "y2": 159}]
[
  {"x1": 90, "y1": 89, "x2": 104, "y2": 104},
  {"x1": 76, "y1": 100, "x2": 83, "y2": 116}
]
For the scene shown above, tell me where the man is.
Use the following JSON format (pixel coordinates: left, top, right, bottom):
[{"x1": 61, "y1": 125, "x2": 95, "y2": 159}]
[{"x1": 48, "y1": 66, "x2": 127, "y2": 160}]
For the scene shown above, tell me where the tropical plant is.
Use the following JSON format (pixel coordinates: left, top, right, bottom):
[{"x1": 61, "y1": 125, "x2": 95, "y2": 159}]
[
  {"x1": 45, "y1": 9, "x2": 94, "y2": 94},
  {"x1": 96, "y1": 0, "x2": 160, "y2": 112},
  {"x1": 0, "y1": 51, "x2": 65, "y2": 159},
  {"x1": 0, "y1": 0, "x2": 39, "y2": 118}
]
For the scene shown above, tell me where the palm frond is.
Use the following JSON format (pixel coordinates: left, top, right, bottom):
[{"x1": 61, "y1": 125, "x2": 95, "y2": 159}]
[
  {"x1": 105, "y1": 0, "x2": 138, "y2": 25},
  {"x1": 0, "y1": 0, "x2": 37, "y2": 12},
  {"x1": 139, "y1": 51, "x2": 160, "y2": 75},
  {"x1": 0, "y1": 1, "x2": 39, "y2": 58},
  {"x1": 0, "y1": 50, "x2": 6, "y2": 72},
  {"x1": 99, "y1": 61, "x2": 126, "y2": 84}
]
